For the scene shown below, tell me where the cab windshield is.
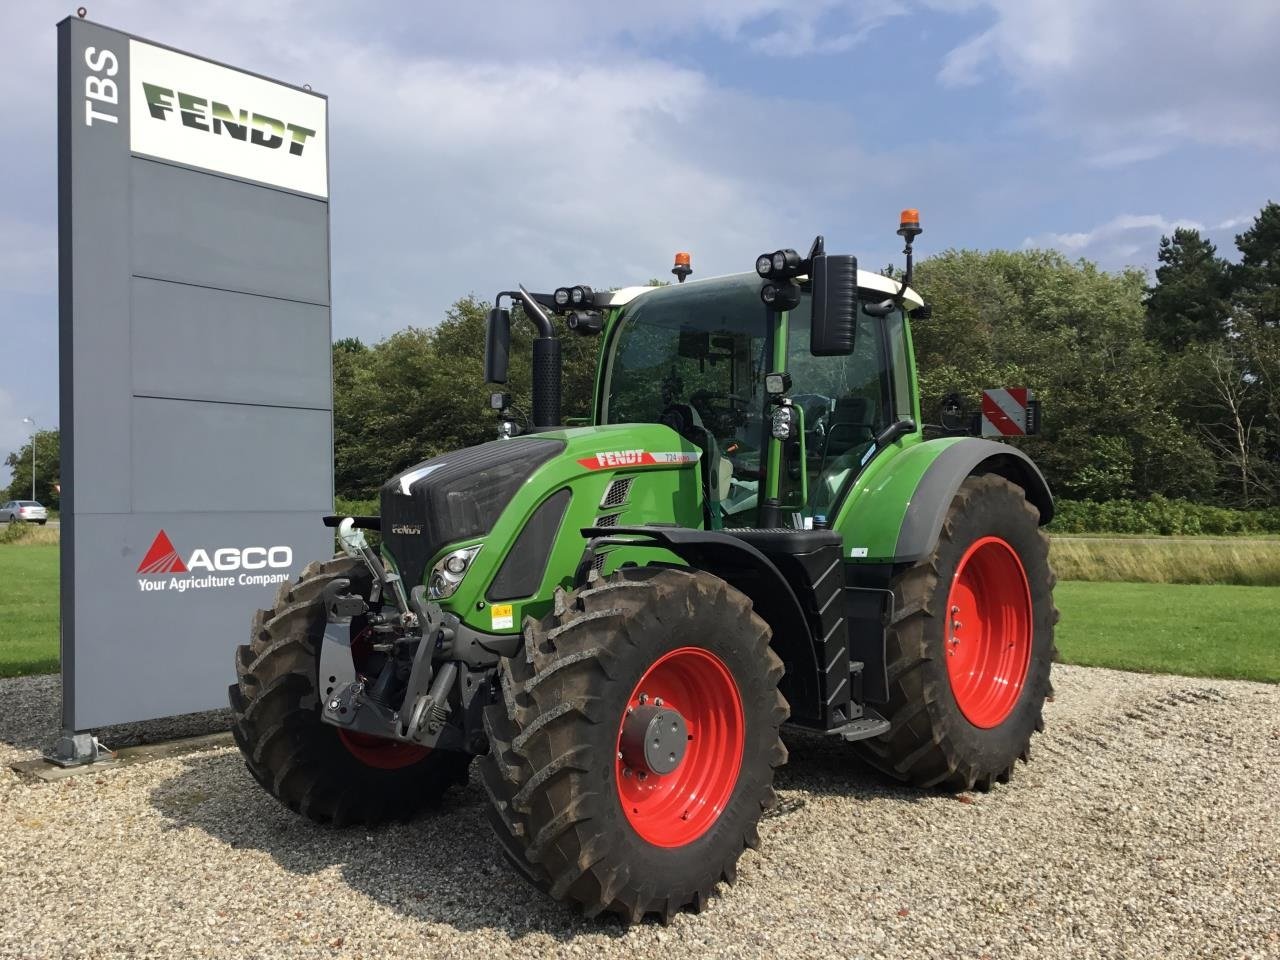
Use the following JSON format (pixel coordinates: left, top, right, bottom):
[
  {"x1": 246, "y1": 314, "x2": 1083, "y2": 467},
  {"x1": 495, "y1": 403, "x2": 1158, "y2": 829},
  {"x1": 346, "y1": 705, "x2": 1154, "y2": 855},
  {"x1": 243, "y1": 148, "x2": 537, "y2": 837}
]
[
  {"x1": 601, "y1": 275, "x2": 769, "y2": 525},
  {"x1": 601, "y1": 274, "x2": 912, "y2": 526}
]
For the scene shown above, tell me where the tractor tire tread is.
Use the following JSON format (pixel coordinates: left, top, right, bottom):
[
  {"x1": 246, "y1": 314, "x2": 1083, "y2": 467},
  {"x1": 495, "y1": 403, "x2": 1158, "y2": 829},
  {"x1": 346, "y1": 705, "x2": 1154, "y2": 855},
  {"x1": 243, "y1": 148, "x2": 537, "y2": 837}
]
[
  {"x1": 851, "y1": 474, "x2": 1057, "y2": 793},
  {"x1": 479, "y1": 567, "x2": 785, "y2": 922},
  {"x1": 228, "y1": 554, "x2": 471, "y2": 826}
]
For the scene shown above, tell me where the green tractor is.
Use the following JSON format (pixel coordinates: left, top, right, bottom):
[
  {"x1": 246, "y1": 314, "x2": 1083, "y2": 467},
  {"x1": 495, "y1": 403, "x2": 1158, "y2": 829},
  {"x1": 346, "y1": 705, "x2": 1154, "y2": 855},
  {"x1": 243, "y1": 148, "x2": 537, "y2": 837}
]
[{"x1": 229, "y1": 212, "x2": 1057, "y2": 922}]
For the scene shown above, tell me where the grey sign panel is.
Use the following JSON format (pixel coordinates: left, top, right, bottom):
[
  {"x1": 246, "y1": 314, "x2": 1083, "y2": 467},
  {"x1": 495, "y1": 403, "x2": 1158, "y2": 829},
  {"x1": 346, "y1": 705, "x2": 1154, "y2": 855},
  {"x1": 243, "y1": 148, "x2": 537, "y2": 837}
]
[
  {"x1": 131, "y1": 398, "x2": 332, "y2": 513},
  {"x1": 131, "y1": 159, "x2": 330, "y2": 304},
  {"x1": 131, "y1": 280, "x2": 331, "y2": 408},
  {"x1": 69, "y1": 512, "x2": 325, "y2": 728},
  {"x1": 58, "y1": 17, "x2": 334, "y2": 730}
]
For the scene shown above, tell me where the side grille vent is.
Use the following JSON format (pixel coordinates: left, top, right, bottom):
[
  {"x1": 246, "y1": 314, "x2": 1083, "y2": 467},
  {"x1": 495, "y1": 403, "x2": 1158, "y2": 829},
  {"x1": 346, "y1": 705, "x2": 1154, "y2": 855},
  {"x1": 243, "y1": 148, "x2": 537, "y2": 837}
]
[
  {"x1": 600, "y1": 477, "x2": 634, "y2": 509},
  {"x1": 594, "y1": 513, "x2": 621, "y2": 527}
]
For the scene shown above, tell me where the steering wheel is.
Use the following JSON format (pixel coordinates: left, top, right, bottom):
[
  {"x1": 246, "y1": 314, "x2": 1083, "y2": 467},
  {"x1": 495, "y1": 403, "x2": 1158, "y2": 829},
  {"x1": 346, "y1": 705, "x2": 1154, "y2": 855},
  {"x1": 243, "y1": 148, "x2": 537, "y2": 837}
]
[
  {"x1": 689, "y1": 390, "x2": 751, "y2": 433},
  {"x1": 658, "y1": 403, "x2": 700, "y2": 438}
]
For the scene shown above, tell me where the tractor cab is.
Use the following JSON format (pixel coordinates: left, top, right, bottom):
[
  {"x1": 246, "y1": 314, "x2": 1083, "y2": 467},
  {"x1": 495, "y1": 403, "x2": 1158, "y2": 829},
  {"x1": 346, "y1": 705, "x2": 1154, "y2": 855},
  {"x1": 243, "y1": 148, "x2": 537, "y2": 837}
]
[{"x1": 596, "y1": 268, "x2": 924, "y2": 531}]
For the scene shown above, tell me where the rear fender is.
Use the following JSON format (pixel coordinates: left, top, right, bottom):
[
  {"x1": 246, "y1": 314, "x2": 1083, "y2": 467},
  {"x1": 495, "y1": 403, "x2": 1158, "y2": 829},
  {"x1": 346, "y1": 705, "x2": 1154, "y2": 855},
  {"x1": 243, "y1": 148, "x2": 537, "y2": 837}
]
[
  {"x1": 894, "y1": 438, "x2": 1053, "y2": 564},
  {"x1": 838, "y1": 436, "x2": 1052, "y2": 565}
]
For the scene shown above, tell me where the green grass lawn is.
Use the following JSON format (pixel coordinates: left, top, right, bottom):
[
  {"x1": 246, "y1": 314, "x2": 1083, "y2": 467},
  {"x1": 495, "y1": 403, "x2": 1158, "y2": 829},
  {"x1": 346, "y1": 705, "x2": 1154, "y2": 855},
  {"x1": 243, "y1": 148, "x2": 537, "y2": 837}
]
[
  {"x1": 1055, "y1": 581, "x2": 1279, "y2": 683},
  {"x1": 1, "y1": 542, "x2": 1276, "y2": 684},
  {"x1": 0, "y1": 543, "x2": 59, "y2": 677}
]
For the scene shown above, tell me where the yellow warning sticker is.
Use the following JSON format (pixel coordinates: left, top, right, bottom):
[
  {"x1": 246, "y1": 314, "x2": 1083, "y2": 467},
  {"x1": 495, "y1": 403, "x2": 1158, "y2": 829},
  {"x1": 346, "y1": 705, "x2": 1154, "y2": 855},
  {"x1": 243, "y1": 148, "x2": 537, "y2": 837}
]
[{"x1": 491, "y1": 604, "x2": 514, "y2": 630}]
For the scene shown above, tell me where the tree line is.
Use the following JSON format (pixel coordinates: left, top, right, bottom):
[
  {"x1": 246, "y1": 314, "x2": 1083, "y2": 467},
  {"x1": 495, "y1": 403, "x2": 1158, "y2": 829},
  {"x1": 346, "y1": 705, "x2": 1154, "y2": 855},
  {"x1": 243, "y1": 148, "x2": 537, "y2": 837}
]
[
  {"x1": 914, "y1": 201, "x2": 1280, "y2": 507},
  {"x1": 7, "y1": 203, "x2": 1278, "y2": 511}
]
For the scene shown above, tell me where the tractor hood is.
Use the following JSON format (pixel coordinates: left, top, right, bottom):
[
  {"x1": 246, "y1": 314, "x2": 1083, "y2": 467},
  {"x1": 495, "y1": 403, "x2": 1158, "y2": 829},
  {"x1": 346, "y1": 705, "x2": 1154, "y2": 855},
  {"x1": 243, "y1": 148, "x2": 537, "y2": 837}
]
[{"x1": 380, "y1": 437, "x2": 565, "y2": 592}]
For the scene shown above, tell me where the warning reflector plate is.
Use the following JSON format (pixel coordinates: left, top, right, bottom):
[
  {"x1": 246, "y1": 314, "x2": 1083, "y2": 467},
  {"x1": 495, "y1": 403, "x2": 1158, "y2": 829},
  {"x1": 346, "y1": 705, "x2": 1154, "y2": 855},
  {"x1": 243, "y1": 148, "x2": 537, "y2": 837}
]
[{"x1": 981, "y1": 388, "x2": 1033, "y2": 437}]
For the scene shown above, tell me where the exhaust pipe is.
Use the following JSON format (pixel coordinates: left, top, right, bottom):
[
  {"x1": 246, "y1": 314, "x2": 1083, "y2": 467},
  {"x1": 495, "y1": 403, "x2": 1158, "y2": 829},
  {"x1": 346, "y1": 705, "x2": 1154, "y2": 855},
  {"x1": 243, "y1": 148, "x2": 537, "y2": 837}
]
[{"x1": 485, "y1": 285, "x2": 562, "y2": 431}]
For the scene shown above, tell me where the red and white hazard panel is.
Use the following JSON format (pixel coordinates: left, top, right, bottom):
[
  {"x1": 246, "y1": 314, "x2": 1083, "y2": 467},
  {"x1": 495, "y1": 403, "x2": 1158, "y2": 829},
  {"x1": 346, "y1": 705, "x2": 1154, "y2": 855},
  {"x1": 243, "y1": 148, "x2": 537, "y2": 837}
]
[{"x1": 981, "y1": 388, "x2": 1036, "y2": 437}]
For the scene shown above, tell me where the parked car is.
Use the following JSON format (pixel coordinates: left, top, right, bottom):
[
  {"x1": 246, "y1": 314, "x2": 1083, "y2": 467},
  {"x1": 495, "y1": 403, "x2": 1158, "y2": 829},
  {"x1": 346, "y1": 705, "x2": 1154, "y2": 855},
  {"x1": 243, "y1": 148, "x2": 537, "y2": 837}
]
[{"x1": 0, "y1": 501, "x2": 48, "y2": 524}]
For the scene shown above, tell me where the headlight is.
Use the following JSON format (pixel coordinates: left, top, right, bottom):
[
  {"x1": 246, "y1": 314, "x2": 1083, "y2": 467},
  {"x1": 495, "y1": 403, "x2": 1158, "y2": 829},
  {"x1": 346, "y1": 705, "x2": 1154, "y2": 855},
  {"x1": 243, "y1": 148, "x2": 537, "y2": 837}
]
[
  {"x1": 428, "y1": 545, "x2": 482, "y2": 599},
  {"x1": 755, "y1": 254, "x2": 773, "y2": 277},
  {"x1": 760, "y1": 280, "x2": 801, "y2": 311},
  {"x1": 553, "y1": 287, "x2": 571, "y2": 307},
  {"x1": 771, "y1": 406, "x2": 798, "y2": 441},
  {"x1": 764, "y1": 371, "x2": 791, "y2": 396},
  {"x1": 571, "y1": 284, "x2": 593, "y2": 305}
]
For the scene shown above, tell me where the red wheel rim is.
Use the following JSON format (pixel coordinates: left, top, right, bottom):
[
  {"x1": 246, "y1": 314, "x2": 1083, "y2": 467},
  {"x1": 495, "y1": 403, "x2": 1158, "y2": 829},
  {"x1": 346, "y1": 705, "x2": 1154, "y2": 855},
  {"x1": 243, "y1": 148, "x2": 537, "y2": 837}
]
[
  {"x1": 616, "y1": 647, "x2": 745, "y2": 848},
  {"x1": 337, "y1": 729, "x2": 430, "y2": 769},
  {"x1": 945, "y1": 536, "x2": 1033, "y2": 728},
  {"x1": 334, "y1": 628, "x2": 430, "y2": 770}
]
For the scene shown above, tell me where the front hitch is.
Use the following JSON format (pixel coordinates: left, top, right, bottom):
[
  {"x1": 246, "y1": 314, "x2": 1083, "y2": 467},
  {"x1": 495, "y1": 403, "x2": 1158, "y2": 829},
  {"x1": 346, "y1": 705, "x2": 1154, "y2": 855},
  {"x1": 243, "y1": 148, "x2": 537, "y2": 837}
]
[{"x1": 317, "y1": 579, "x2": 462, "y2": 751}]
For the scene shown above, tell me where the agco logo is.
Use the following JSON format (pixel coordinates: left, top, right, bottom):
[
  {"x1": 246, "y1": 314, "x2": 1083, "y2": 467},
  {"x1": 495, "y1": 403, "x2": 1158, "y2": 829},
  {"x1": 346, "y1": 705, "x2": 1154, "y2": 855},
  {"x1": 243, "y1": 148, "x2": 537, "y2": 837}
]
[{"x1": 136, "y1": 530, "x2": 293, "y2": 593}]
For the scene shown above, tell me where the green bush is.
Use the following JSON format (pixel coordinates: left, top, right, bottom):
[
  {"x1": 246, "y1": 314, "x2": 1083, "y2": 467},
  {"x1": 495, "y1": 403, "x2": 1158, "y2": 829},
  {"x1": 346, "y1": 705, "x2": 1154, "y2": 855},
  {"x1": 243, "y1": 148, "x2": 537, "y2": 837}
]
[
  {"x1": 1049, "y1": 496, "x2": 1280, "y2": 536},
  {"x1": 335, "y1": 497, "x2": 379, "y2": 517}
]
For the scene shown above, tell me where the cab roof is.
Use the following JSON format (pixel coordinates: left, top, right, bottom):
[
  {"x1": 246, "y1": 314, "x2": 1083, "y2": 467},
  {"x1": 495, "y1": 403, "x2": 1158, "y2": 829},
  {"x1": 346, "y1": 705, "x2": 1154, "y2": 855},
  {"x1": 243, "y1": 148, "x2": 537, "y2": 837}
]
[{"x1": 604, "y1": 269, "x2": 923, "y2": 310}]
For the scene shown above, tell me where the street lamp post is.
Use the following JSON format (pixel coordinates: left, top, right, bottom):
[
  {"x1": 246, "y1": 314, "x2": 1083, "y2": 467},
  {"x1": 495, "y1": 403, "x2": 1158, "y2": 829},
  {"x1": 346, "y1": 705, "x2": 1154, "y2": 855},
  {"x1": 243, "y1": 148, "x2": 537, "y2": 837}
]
[{"x1": 21, "y1": 416, "x2": 35, "y2": 500}]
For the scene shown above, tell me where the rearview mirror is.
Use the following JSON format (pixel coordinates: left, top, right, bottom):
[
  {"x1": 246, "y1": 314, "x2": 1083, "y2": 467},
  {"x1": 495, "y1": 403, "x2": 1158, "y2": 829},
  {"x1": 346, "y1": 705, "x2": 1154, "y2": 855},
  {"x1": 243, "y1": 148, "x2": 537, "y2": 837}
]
[
  {"x1": 484, "y1": 307, "x2": 511, "y2": 383},
  {"x1": 809, "y1": 253, "x2": 858, "y2": 356}
]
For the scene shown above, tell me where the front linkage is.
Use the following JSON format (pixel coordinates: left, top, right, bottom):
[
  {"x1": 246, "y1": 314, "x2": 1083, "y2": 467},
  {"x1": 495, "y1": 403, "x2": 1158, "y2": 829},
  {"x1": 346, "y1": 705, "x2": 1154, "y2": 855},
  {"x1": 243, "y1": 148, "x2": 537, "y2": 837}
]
[{"x1": 319, "y1": 519, "x2": 511, "y2": 757}]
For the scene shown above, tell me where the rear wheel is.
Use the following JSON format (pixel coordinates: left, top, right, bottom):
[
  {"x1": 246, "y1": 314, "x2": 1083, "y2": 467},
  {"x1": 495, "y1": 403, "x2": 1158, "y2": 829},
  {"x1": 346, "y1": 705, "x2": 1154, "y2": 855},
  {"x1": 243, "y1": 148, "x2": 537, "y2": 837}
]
[
  {"x1": 480, "y1": 567, "x2": 788, "y2": 922},
  {"x1": 851, "y1": 474, "x2": 1057, "y2": 791},
  {"x1": 228, "y1": 556, "x2": 471, "y2": 826}
]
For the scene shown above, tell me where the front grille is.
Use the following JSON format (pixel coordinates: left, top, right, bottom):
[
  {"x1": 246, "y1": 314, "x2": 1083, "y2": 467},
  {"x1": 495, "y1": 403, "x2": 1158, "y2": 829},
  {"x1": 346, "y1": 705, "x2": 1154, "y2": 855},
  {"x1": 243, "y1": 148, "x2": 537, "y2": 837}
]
[
  {"x1": 488, "y1": 489, "x2": 572, "y2": 601},
  {"x1": 601, "y1": 477, "x2": 633, "y2": 509},
  {"x1": 381, "y1": 438, "x2": 564, "y2": 590}
]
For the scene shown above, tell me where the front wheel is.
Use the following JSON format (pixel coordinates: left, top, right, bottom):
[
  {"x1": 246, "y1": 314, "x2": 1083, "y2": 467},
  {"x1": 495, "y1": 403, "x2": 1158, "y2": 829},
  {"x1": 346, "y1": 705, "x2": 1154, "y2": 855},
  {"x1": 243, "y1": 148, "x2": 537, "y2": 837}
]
[
  {"x1": 852, "y1": 474, "x2": 1057, "y2": 791},
  {"x1": 480, "y1": 567, "x2": 788, "y2": 922},
  {"x1": 228, "y1": 556, "x2": 472, "y2": 826}
]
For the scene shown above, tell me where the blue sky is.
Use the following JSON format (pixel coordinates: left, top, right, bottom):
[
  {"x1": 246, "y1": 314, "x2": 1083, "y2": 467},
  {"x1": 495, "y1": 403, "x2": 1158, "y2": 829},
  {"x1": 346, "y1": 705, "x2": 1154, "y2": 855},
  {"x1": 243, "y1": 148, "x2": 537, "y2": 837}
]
[{"x1": 2, "y1": 0, "x2": 1278, "y2": 458}]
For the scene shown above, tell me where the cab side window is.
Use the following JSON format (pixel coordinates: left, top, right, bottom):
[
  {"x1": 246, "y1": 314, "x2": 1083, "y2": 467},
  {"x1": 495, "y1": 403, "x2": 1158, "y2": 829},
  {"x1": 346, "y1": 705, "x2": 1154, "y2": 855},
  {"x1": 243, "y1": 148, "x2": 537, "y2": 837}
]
[{"x1": 786, "y1": 298, "x2": 897, "y2": 515}]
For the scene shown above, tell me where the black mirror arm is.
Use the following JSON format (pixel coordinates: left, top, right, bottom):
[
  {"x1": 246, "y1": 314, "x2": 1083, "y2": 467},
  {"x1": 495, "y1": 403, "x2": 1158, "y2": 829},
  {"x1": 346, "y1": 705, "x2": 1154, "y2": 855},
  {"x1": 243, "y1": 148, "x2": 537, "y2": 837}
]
[
  {"x1": 496, "y1": 287, "x2": 555, "y2": 339},
  {"x1": 873, "y1": 418, "x2": 917, "y2": 449},
  {"x1": 866, "y1": 235, "x2": 920, "y2": 318}
]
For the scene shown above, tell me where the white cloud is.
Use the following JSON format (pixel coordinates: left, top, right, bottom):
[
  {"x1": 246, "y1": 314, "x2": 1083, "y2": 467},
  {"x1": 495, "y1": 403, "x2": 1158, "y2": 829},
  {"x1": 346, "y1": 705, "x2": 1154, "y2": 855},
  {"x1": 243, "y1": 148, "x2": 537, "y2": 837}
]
[
  {"x1": 935, "y1": 0, "x2": 1280, "y2": 163},
  {"x1": 1021, "y1": 211, "x2": 1263, "y2": 267},
  {"x1": 1027, "y1": 214, "x2": 1203, "y2": 254},
  {"x1": 1214, "y1": 215, "x2": 1253, "y2": 232}
]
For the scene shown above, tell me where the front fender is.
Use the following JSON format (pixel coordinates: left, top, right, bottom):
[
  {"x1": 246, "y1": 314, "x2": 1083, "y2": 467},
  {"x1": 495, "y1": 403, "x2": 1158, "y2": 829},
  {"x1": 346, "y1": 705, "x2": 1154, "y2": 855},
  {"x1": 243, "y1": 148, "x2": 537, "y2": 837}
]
[{"x1": 578, "y1": 525, "x2": 827, "y2": 728}]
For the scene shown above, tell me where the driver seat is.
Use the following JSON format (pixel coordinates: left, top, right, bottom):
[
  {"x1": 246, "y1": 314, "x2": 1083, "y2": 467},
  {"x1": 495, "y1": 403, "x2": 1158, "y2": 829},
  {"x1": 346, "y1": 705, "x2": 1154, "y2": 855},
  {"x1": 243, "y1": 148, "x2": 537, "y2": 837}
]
[
  {"x1": 659, "y1": 405, "x2": 732, "y2": 512},
  {"x1": 821, "y1": 397, "x2": 874, "y2": 460}
]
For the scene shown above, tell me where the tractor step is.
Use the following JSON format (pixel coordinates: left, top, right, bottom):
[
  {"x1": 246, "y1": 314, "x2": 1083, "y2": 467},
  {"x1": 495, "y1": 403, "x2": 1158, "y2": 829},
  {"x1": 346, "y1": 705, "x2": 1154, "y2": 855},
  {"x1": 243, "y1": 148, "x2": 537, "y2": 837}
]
[{"x1": 831, "y1": 709, "x2": 890, "y2": 742}]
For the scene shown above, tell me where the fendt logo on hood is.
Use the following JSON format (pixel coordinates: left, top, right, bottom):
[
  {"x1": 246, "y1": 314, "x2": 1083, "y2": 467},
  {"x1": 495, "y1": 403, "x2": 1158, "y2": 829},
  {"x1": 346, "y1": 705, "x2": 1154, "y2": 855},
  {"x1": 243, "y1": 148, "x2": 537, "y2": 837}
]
[{"x1": 136, "y1": 530, "x2": 293, "y2": 594}]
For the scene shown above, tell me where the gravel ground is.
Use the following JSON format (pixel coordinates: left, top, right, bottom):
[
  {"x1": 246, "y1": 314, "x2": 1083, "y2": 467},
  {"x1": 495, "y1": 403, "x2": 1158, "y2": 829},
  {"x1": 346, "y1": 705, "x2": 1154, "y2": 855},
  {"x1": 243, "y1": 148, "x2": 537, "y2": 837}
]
[{"x1": 1, "y1": 665, "x2": 1277, "y2": 960}]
